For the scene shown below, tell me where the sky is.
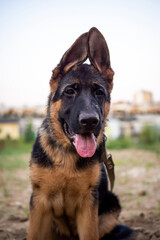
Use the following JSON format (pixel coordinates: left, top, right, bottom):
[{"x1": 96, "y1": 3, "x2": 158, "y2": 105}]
[{"x1": 0, "y1": 0, "x2": 160, "y2": 107}]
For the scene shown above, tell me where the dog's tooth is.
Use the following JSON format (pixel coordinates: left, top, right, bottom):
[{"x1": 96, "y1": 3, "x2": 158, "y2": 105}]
[{"x1": 69, "y1": 128, "x2": 74, "y2": 136}]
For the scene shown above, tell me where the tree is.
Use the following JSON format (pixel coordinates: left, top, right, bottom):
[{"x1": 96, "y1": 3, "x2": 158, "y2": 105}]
[{"x1": 24, "y1": 122, "x2": 35, "y2": 142}]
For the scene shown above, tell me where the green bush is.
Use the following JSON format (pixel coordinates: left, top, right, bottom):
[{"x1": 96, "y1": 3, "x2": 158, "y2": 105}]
[
  {"x1": 106, "y1": 125, "x2": 160, "y2": 153},
  {"x1": 139, "y1": 125, "x2": 160, "y2": 144},
  {"x1": 137, "y1": 125, "x2": 160, "y2": 153},
  {"x1": 106, "y1": 137, "x2": 134, "y2": 150},
  {"x1": 24, "y1": 122, "x2": 35, "y2": 142}
]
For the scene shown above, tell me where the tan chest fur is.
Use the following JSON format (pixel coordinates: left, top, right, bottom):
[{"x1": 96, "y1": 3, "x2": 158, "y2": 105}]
[{"x1": 30, "y1": 151, "x2": 101, "y2": 220}]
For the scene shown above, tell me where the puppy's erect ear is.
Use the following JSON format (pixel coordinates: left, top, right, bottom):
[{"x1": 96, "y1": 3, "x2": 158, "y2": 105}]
[
  {"x1": 88, "y1": 27, "x2": 114, "y2": 92},
  {"x1": 50, "y1": 32, "x2": 88, "y2": 92},
  {"x1": 59, "y1": 32, "x2": 88, "y2": 73}
]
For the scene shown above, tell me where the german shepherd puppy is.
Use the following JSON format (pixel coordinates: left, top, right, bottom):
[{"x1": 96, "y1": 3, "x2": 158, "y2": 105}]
[{"x1": 28, "y1": 28, "x2": 133, "y2": 240}]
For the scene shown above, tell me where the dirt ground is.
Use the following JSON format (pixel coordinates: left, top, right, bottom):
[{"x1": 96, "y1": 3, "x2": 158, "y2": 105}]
[{"x1": 0, "y1": 149, "x2": 160, "y2": 240}]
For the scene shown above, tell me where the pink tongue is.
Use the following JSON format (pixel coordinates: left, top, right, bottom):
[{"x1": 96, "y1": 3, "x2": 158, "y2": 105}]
[{"x1": 74, "y1": 133, "x2": 96, "y2": 158}]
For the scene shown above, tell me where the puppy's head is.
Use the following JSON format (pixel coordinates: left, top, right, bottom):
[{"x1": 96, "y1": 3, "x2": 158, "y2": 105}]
[{"x1": 49, "y1": 28, "x2": 114, "y2": 157}]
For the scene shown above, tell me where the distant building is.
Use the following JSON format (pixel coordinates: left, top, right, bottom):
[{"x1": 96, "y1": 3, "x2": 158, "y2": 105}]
[
  {"x1": 133, "y1": 90, "x2": 153, "y2": 106},
  {"x1": 35, "y1": 106, "x2": 46, "y2": 117},
  {"x1": 0, "y1": 104, "x2": 5, "y2": 117},
  {"x1": 111, "y1": 101, "x2": 132, "y2": 113},
  {"x1": 0, "y1": 118, "x2": 20, "y2": 139},
  {"x1": 3, "y1": 108, "x2": 19, "y2": 118},
  {"x1": 111, "y1": 91, "x2": 159, "y2": 115},
  {"x1": 21, "y1": 106, "x2": 46, "y2": 117}
]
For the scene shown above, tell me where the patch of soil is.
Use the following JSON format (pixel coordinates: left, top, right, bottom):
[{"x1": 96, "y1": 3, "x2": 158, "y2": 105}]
[
  {"x1": 0, "y1": 149, "x2": 160, "y2": 239},
  {"x1": 112, "y1": 149, "x2": 160, "y2": 240},
  {"x1": 124, "y1": 215, "x2": 160, "y2": 240}
]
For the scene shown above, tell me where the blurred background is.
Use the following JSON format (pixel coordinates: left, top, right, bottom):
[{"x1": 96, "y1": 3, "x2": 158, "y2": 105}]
[{"x1": 0, "y1": 0, "x2": 160, "y2": 239}]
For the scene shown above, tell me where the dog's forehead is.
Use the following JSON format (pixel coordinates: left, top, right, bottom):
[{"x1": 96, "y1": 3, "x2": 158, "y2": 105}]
[{"x1": 61, "y1": 64, "x2": 106, "y2": 87}]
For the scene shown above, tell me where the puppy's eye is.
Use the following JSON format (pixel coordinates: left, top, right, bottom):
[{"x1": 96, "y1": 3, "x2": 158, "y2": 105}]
[
  {"x1": 95, "y1": 89, "x2": 104, "y2": 96},
  {"x1": 64, "y1": 88, "x2": 75, "y2": 96}
]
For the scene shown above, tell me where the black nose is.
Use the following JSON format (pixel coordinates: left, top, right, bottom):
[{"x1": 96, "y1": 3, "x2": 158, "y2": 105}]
[{"x1": 79, "y1": 112, "x2": 99, "y2": 128}]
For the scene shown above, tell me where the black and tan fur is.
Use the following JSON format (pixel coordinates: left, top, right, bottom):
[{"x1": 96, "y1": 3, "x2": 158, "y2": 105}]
[{"x1": 27, "y1": 28, "x2": 133, "y2": 240}]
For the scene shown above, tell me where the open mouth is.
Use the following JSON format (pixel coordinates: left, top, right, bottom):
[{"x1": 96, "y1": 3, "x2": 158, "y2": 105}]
[{"x1": 64, "y1": 122, "x2": 97, "y2": 158}]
